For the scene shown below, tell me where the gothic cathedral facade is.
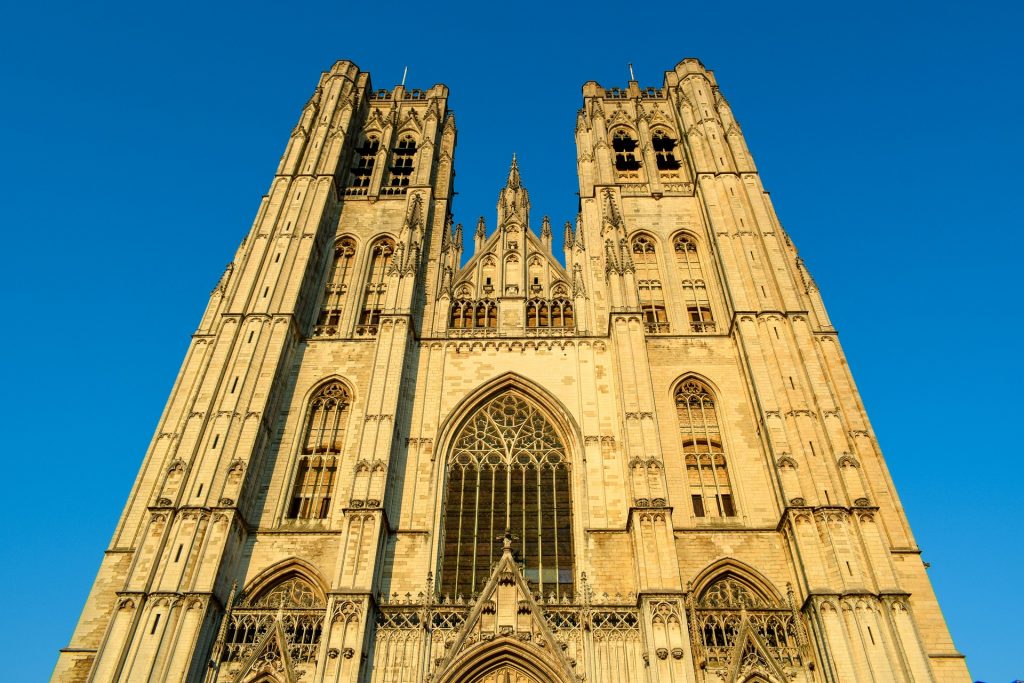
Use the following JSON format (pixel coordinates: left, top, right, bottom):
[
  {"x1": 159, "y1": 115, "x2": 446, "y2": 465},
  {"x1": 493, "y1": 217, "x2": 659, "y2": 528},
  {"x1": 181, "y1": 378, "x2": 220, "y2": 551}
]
[{"x1": 54, "y1": 59, "x2": 969, "y2": 683}]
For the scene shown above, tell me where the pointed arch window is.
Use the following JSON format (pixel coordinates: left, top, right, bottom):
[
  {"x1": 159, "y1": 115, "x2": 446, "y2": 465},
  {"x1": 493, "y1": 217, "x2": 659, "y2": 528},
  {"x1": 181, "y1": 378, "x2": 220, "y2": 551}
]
[
  {"x1": 552, "y1": 298, "x2": 574, "y2": 328},
  {"x1": 359, "y1": 238, "x2": 394, "y2": 336},
  {"x1": 526, "y1": 299, "x2": 574, "y2": 329},
  {"x1": 287, "y1": 382, "x2": 349, "y2": 519},
  {"x1": 692, "y1": 573, "x2": 805, "y2": 671},
  {"x1": 674, "y1": 234, "x2": 716, "y2": 332},
  {"x1": 314, "y1": 237, "x2": 356, "y2": 338},
  {"x1": 450, "y1": 298, "x2": 472, "y2": 329},
  {"x1": 384, "y1": 135, "x2": 416, "y2": 194},
  {"x1": 612, "y1": 129, "x2": 641, "y2": 177},
  {"x1": 449, "y1": 298, "x2": 497, "y2": 331},
  {"x1": 346, "y1": 135, "x2": 379, "y2": 195},
  {"x1": 222, "y1": 574, "x2": 326, "y2": 666},
  {"x1": 676, "y1": 379, "x2": 735, "y2": 518},
  {"x1": 632, "y1": 235, "x2": 668, "y2": 333},
  {"x1": 652, "y1": 130, "x2": 681, "y2": 172},
  {"x1": 442, "y1": 392, "x2": 574, "y2": 597}
]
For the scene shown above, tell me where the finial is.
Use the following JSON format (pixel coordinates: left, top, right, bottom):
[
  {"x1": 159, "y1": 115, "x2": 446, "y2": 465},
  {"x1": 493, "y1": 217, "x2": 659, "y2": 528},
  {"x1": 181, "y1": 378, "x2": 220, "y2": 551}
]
[
  {"x1": 401, "y1": 66, "x2": 408, "y2": 87},
  {"x1": 475, "y1": 216, "x2": 486, "y2": 238},
  {"x1": 628, "y1": 63, "x2": 635, "y2": 81},
  {"x1": 499, "y1": 528, "x2": 518, "y2": 553},
  {"x1": 541, "y1": 216, "x2": 552, "y2": 242}
]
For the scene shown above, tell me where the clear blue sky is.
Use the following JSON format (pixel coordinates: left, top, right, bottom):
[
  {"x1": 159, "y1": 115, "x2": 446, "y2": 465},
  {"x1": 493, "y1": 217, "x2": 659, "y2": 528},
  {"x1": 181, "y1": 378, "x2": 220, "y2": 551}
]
[{"x1": 1, "y1": 1, "x2": 1020, "y2": 680}]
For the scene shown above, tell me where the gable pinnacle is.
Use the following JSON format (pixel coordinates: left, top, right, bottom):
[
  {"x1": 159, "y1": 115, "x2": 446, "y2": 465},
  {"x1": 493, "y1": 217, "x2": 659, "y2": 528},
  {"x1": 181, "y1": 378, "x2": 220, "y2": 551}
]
[{"x1": 507, "y1": 153, "x2": 521, "y2": 189}]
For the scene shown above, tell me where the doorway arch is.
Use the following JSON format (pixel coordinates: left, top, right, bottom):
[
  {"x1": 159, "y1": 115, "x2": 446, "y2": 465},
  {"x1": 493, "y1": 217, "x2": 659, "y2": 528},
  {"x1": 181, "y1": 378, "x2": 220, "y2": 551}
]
[{"x1": 435, "y1": 637, "x2": 571, "y2": 683}]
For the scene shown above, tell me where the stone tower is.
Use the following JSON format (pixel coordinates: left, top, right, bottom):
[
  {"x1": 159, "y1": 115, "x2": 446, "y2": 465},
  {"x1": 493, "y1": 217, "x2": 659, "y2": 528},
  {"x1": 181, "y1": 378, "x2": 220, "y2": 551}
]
[{"x1": 53, "y1": 59, "x2": 969, "y2": 683}]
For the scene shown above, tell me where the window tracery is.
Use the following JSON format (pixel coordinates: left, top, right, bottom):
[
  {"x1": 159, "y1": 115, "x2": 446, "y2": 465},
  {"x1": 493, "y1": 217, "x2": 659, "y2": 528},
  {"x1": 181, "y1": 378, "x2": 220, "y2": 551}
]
[
  {"x1": 441, "y1": 392, "x2": 574, "y2": 598},
  {"x1": 676, "y1": 379, "x2": 735, "y2": 517},
  {"x1": 359, "y1": 238, "x2": 394, "y2": 336},
  {"x1": 700, "y1": 577, "x2": 769, "y2": 610},
  {"x1": 674, "y1": 234, "x2": 716, "y2": 332},
  {"x1": 252, "y1": 577, "x2": 326, "y2": 609},
  {"x1": 314, "y1": 237, "x2": 356, "y2": 338},
  {"x1": 692, "y1": 574, "x2": 805, "y2": 673},
  {"x1": 632, "y1": 235, "x2": 668, "y2": 333},
  {"x1": 287, "y1": 382, "x2": 348, "y2": 520},
  {"x1": 221, "y1": 574, "x2": 326, "y2": 669}
]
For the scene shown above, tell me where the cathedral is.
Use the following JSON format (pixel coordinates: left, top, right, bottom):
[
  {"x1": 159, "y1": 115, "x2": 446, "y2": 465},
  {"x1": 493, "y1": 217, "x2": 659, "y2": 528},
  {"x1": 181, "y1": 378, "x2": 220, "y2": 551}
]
[{"x1": 53, "y1": 59, "x2": 969, "y2": 683}]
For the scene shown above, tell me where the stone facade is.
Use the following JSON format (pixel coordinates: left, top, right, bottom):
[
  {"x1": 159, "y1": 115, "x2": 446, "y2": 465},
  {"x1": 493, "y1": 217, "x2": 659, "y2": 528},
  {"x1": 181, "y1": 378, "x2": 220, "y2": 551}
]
[{"x1": 53, "y1": 59, "x2": 969, "y2": 683}]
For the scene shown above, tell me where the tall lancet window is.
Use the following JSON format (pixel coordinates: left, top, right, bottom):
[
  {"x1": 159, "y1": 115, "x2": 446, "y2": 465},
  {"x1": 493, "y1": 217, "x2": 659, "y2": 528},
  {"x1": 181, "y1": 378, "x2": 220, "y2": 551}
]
[
  {"x1": 359, "y1": 238, "x2": 394, "y2": 336},
  {"x1": 442, "y1": 392, "x2": 574, "y2": 597},
  {"x1": 287, "y1": 381, "x2": 350, "y2": 520},
  {"x1": 674, "y1": 234, "x2": 716, "y2": 332},
  {"x1": 314, "y1": 237, "x2": 356, "y2": 337},
  {"x1": 675, "y1": 379, "x2": 735, "y2": 518},
  {"x1": 632, "y1": 235, "x2": 668, "y2": 333}
]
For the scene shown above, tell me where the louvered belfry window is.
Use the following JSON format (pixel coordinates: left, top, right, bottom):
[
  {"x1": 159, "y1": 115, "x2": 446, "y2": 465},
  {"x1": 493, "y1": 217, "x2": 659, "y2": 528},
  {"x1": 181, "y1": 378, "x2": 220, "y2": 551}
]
[{"x1": 441, "y1": 392, "x2": 574, "y2": 597}]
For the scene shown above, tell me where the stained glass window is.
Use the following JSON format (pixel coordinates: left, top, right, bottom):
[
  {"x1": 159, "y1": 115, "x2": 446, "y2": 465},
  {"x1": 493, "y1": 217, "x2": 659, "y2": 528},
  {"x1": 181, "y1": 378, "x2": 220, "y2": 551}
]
[{"x1": 441, "y1": 392, "x2": 573, "y2": 597}]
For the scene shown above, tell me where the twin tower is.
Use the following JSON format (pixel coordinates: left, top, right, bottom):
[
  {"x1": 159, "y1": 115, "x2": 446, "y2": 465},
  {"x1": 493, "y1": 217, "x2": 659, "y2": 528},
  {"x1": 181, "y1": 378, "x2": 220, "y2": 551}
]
[{"x1": 54, "y1": 60, "x2": 968, "y2": 683}]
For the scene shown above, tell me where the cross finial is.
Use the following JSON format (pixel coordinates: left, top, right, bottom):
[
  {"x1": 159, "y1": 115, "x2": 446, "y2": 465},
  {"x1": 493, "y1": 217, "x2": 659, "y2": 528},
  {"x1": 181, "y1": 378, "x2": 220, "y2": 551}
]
[
  {"x1": 401, "y1": 66, "x2": 408, "y2": 87},
  {"x1": 628, "y1": 63, "x2": 635, "y2": 81}
]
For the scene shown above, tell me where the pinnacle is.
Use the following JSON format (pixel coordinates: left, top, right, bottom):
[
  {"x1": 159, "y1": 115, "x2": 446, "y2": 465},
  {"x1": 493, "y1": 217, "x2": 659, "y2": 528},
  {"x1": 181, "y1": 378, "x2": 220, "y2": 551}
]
[{"x1": 506, "y1": 153, "x2": 521, "y2": 189}]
